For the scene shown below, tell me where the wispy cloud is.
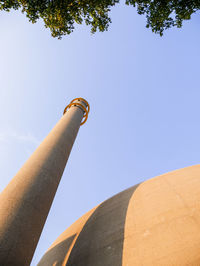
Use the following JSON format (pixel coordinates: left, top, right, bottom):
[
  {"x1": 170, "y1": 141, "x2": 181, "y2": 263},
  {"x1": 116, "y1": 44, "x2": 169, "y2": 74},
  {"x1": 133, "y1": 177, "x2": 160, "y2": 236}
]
[{"x1": 0, "y1": 130, "x2": 40, "y2": 146}]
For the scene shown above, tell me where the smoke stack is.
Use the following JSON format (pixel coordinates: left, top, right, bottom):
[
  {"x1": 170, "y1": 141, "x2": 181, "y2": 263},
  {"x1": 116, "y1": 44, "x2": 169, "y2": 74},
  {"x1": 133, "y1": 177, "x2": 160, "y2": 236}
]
[{"x1": 0, "y1": 98, "x2": 89, "y2": 266}]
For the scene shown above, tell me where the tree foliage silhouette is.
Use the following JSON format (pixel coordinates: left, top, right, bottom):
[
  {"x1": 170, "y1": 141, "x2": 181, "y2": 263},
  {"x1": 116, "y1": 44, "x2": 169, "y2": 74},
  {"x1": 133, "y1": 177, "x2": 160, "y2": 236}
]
[
  {"x1": 127, "y1": 0, "x2": 200, "y2": 36},
  {"x1": 0, "y1": 0, "x2": 199, "y2": 38}
]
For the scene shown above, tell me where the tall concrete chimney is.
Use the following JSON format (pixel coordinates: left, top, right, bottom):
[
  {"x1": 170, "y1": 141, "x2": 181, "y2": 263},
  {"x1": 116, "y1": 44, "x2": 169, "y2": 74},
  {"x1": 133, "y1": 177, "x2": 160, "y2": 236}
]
[{"x1": 0, "y1": 98, "x2": 89, "y2": 266}]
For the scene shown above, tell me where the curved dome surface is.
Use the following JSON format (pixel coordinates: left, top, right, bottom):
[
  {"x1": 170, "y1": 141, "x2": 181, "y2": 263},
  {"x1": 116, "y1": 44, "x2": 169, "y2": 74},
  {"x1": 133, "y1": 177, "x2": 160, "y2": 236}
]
[{"x1": 38, "y1": 165, "x2": 200, "y2": 266}]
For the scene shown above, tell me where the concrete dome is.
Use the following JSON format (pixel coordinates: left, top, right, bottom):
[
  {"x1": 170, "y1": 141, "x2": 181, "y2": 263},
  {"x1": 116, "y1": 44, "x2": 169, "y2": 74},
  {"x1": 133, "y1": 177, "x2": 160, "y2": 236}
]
[{"x1": 38, "y1": 165, "x2": 200, "y2": 266}]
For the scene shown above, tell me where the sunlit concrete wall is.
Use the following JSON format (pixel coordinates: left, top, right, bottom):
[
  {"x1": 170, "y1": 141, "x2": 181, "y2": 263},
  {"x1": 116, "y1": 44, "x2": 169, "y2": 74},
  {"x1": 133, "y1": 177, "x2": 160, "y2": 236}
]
[{"x1": 38, "y1": 165, "x2": 200, "y2": 266}]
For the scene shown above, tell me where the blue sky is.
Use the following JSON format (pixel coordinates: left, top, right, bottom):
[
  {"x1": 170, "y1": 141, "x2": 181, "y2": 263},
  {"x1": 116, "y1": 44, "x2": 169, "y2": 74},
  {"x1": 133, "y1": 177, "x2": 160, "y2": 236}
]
[{"x1": 0, "y1": 3, "x2": 200, "y2": 265}]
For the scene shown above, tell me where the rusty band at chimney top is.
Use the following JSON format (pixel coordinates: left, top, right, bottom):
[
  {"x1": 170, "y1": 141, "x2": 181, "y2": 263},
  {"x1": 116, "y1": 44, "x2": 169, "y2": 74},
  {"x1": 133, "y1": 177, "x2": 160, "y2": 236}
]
[{"x1": 63, "y1": 98, "x2": 90, "y2": 125}]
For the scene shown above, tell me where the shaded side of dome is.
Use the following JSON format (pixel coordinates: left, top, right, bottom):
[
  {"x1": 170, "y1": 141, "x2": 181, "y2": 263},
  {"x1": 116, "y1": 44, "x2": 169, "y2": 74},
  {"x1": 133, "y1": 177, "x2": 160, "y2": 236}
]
[{"x1": 38, "y1": 185, "x2": 138, "y2": 266}]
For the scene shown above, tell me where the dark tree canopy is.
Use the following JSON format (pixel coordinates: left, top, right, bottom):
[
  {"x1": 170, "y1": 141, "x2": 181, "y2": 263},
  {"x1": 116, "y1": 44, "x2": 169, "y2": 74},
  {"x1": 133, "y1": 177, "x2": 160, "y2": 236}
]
[
  {"x1": 127, "y1": 0, "x2": 200, "y2": 36},
  {"x1": 0, "y1": 0, "x2": 199, "y2": 38},
  {"x1": 0, "y1": 0, "x2": 119, "y2": 38}
]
